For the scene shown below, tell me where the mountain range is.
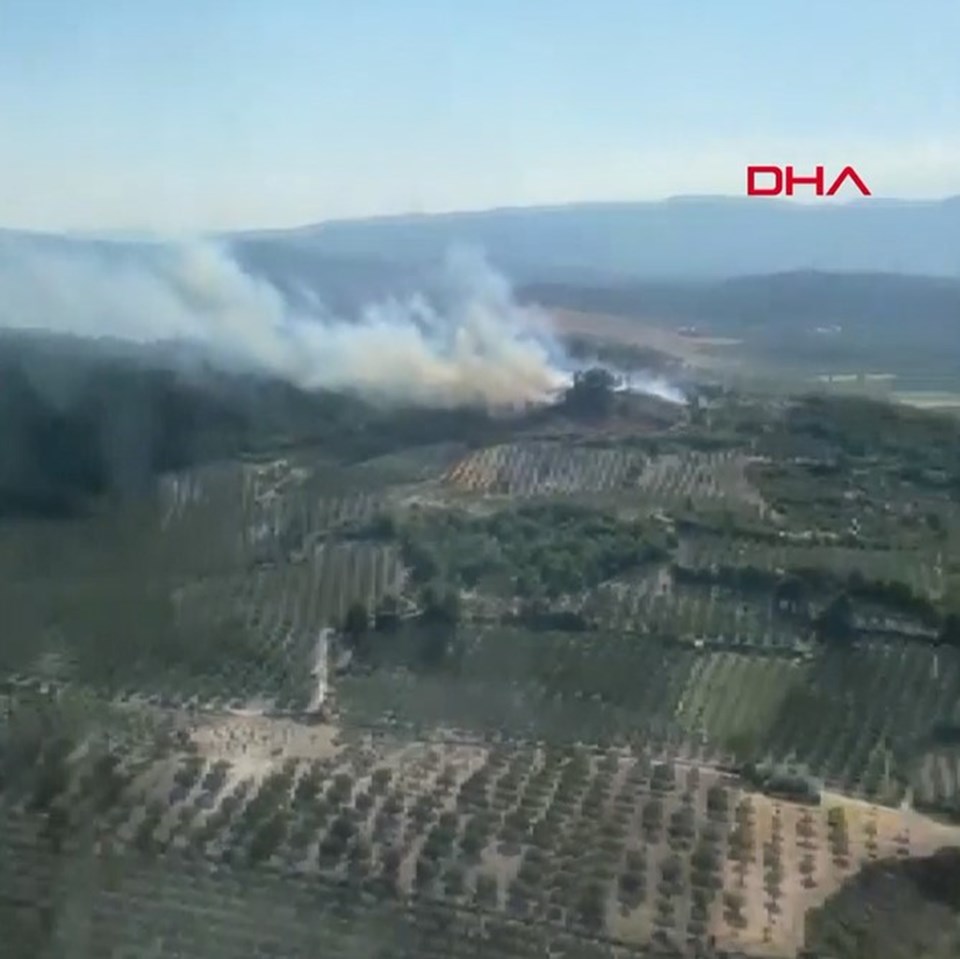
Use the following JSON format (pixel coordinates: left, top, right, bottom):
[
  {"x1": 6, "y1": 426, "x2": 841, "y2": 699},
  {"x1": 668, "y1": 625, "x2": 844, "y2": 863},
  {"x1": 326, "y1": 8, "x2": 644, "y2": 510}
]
[{"x1": 229, "y1": 196, "x2": 960, "y2": 282}]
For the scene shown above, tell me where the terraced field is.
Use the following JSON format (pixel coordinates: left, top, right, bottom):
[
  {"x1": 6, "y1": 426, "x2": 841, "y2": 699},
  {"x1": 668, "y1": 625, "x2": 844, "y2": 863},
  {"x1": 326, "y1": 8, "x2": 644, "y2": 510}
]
[
  {"x1": 585, "y1": 575, "x2": 809, "y2": 649},
  {"x1": 444, "y1": 444, "x2": 770, "y2": 516},
  {"x1": 677, "y1": 537, "x2": 946, "y2": 600},
  {"x1": 444, "y1": 443, "x2": 646, "y2": 496},
  {"x1": 673, "y1": 654, "x2": 806, "y2": 748},
  {"x1": 1, "y1": 459, "x2": 407, "y2": 712},
  {"x1": 338, "y1": 630, "x2": 960, "y2": 804}
]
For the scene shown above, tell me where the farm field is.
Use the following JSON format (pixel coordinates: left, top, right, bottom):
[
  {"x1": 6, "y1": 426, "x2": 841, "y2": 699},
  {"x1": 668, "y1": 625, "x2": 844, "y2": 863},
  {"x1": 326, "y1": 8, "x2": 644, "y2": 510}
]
[
  {"x1": 676, "y1": 536, "x2": 946, "y2": 600},
  {"x1": 0, "y1": 462, "x2": 409, "y2": 711},
  {"x1": 5, "y1": 709, "x2": 960, "y2": 959},
  {"x1": 444, "y1": 443, "x2": 771, "y2": 518},
  {"x1": 583, "y1": 575, "x2": 809, "y2": 647}
]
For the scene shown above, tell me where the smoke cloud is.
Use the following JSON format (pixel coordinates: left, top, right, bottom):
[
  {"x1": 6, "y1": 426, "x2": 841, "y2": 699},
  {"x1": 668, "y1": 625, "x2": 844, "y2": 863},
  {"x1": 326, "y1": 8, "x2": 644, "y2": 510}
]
[
  {"x1": 0, "y1": 237, "x2": 569, "y2": 408},
  {"x1": 0, "y1": 236, "x2": 688, "y2": 409}
]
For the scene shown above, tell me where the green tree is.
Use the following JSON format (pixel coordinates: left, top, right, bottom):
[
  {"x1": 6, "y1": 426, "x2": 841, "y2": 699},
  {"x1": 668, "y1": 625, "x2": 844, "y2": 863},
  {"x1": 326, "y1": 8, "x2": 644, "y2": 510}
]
[
  {"x1": 562, "y1": 367, "x2": 618, "y2": 419},
  {"x1": 374, "y1": 594, "x2": 401, "y2": 633},
  {"x1": 774, "y1": 574, "x2": 807, "y2": 612},
  {"x1": 421, "y1": 585, "x2": 461, "y2": 627},
  {"x1": 938, "y1": 612, "x2": 960, "y2": 648},
  {"x1": 815, "y1": 592, "x2": 855, "y2": 644},
  {"x1": 342, "y1": 601, "x2": 370, "y2": 657},
  {"x1": 576, "y1": 881, "x2": 607, "y2": 930}
]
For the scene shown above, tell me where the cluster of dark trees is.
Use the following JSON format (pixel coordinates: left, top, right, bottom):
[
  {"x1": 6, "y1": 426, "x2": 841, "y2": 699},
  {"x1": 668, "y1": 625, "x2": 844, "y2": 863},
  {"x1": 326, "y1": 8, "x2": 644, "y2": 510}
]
[
  {"x1": 0, "y1": 338, "x2": 322, "y2": 516},
  {"x1": 341, "y1": 584, "x2": 463, "y2": 671},
  {"x1": 806, "y1": 847, "x2": 960, "y2": 959},
  {"x1": 0, "y1": 357, "x2": 225, "y2": 516},
  {"x1": 0, "y1": 333, "x2": 512, "y2": 519},
  {"x1": 398, "y1": 502, "x2": 669, "y2": 599},
  {"x1": 739, "y1": 762, "x2": 820, "y2": 804},
  {"x1": 813, "y1": 589, "x2": 960, "y2": 648},
  {"x1": 559, "y1": 367, "x2": 619, "y2": 419},
  {"x1": 814, "y1": 586, "x2": 960, "y2": 648},
  {"x1": 782, "y1": 394, "x2": 960, "y2": 481}
]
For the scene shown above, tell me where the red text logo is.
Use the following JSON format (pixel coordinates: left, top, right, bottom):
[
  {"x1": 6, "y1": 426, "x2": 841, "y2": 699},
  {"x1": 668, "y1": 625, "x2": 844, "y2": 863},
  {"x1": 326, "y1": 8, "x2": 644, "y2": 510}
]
[{"x1": 746, "y1": 165, "x2": 871, "y2": 197}]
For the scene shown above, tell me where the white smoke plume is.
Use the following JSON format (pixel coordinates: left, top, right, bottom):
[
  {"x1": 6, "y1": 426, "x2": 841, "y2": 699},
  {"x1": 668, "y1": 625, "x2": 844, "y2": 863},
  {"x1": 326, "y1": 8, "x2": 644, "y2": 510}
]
[
  {"x1": 0, "y1": 237, "x2": 569, "y2": 408},
  {"x1": 616, "y1": 371, "x2": 687, "y2": 405}
]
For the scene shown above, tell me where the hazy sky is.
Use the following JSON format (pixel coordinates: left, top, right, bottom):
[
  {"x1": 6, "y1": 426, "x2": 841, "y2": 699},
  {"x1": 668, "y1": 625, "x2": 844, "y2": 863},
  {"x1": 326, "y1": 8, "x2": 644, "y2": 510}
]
[{"x1": 2, "y1": 0, "x2": 958, "y2": 231}]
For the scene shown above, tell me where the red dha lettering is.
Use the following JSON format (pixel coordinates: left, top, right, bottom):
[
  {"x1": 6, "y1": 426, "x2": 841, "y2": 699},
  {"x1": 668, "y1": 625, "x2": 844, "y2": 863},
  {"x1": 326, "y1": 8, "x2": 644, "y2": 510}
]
[
  {"x1": 825, "y1": 166, "x2": 871, "y2": 196},
  {"x1": 785, "y1": 166, "x2": 824, "y2": 194},
  {"x1": 746, "y1": 165, "x2": 871, "y2": 197},
  {"x1": 746, "y1": 166, "x2": 782, "y2": 195}
]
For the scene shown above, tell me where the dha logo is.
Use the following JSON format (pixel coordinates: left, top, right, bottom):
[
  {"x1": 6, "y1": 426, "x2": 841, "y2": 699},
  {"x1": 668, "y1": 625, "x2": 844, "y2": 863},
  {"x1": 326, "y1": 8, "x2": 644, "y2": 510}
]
[{"x1": 746, "y1": 165, "x2": 871, "y2": 197}]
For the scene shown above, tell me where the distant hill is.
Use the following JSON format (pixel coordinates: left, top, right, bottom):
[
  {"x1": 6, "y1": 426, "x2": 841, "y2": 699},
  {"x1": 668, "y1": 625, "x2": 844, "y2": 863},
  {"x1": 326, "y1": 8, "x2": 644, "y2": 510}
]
[{"x1": 228, "y1": 196, "x2": 960, "y2": 281}]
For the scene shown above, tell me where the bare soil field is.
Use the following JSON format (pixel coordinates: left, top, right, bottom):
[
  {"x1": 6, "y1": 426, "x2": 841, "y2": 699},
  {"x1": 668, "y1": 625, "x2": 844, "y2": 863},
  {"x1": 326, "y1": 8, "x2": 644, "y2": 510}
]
[
  {"x1": 712, "y1": 789, "x2": 960, "y2": 957},
  {"x1": 548, "y1": 308, "x2": 743, "y2": 368}
]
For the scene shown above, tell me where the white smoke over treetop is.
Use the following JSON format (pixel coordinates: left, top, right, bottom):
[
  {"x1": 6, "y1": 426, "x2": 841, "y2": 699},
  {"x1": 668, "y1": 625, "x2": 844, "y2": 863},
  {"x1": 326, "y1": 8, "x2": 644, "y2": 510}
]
[{"x1": 0, "y1": 237, "x2": 568, "y2": 408}]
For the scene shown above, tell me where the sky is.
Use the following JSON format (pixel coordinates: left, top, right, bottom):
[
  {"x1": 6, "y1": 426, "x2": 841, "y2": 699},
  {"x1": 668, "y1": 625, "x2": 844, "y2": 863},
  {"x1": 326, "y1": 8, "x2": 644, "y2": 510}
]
[{"x1": 1, "y1": 0, "x2": 959, "y2": 232}]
